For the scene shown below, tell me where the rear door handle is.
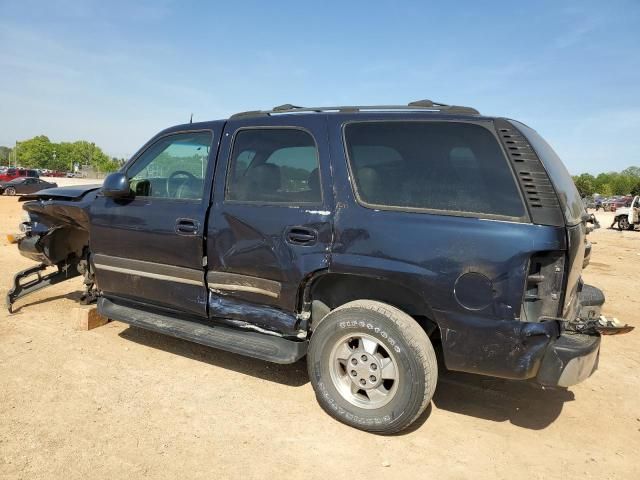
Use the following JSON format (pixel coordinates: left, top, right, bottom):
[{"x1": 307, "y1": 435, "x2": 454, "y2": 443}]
[
  {"x1": 285, "y1": 226, "x2": 318, "y2": 245},
  {"x1": 175, "y1": 218, "x2": 199, "y2": 235}
]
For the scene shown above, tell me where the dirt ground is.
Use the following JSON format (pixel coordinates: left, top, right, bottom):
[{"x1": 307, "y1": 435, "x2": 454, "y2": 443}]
[{"x1": 1, "y1": 196, "x2": 638, "y2": 480}]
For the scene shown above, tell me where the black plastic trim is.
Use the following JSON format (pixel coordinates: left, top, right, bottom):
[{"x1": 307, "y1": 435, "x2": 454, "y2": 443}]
[{"x1": 494, "y1": 119, "x2": 564, "y2": 227}]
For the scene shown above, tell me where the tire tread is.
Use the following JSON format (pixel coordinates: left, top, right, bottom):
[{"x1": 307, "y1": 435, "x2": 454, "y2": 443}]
[{"x1": 310, "y1": 299, "x2": 438, "y2": 434}]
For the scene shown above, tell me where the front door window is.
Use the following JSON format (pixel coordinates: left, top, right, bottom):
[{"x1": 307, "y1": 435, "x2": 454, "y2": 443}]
[{"x1": 127, "y1": 132, "x2": 213, "y2": 200}]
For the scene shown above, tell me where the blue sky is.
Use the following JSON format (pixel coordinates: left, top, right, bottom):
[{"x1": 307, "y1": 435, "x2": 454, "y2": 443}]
[{"x1": 0, "y1": 0, "x2": 638, "y2": 173}]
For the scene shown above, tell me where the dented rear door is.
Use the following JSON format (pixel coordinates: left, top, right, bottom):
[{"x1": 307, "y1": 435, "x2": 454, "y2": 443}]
[{"x1": 205, "y1": 115, "x2": 333, "y2": 334}]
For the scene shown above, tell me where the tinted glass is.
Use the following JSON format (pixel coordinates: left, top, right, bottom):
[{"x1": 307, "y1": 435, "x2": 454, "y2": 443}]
[
  {"x1": 510, "y1": 121, "x2": 584, "y2": 226},
  {"x1": 226, "y1": 129, "x2": 321, "y2": 204},
  {"x1": 344, "y1": 122, "x2": 525, "y2": 218},
  {"x1": 127, "y1": 132, "x2": 212, "y2": 200}
]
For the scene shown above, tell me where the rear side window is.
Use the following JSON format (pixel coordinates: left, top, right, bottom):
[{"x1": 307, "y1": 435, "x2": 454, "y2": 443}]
[
  {"x1": 344, "y1": 122, "x2": 526, "y2": 219},
  {"x1": 226, "y1": 129, "x2": 321, "y2": 204}
]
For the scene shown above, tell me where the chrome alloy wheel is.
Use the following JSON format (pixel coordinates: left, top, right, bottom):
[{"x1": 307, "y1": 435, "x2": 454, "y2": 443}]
[{"x1": 328, "y1": 333, "x2": 399, "y2": 409}]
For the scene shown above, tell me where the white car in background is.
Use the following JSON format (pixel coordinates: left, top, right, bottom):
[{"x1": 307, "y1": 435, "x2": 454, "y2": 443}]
[{"x1": 614, "y1": 195, "x2": 640, "y2": 230}]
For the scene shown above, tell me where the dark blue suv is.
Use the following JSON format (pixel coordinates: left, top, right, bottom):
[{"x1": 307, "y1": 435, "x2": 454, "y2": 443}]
[{"x1": 9, "y1": 100, "x2": 629, "y2": 434}]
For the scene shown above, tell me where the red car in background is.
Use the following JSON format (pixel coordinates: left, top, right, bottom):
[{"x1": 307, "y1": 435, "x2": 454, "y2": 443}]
[
  {"x1": 0, "y1": 168, "x2": 39, "y2": 182},
  {"x1": 610, "y1": 196, "x2": 633, "y2": 213}
]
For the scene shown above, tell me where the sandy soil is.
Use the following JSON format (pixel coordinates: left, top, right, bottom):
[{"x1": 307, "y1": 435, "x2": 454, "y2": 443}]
[{"x1": 0, "y1": 197, "x2": 638, "y2": 480}]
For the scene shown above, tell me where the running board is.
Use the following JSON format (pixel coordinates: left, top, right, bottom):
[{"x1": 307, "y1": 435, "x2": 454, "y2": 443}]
[{"x1": 98, "y1": 297, "x2": 307, "y2": 364}]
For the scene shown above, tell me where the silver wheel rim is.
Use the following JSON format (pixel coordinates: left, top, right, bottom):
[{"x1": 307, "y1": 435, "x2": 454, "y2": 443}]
[
  {"x1": 328, "y1": 333, "x2": 399, "y2": 409},
  {"x1": 7, "y1": 188, "x2": 15, "y2": 196},
  {"x1": 620, "y1": 218, "x2": 629, "y2": 229}
]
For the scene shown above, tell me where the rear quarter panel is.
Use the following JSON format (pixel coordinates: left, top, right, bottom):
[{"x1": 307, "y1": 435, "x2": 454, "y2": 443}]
[{"x1": 327, "y1": 114, "x2": 566, "y2": 378}]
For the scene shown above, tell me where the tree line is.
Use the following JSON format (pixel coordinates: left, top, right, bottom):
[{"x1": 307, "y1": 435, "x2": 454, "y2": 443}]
[
  {"x1": 573, "y1": 166, "x2": 640, "y2": 197},
  {"x1": 0, "y1": 135, "x2": 124, "y2": 173}
]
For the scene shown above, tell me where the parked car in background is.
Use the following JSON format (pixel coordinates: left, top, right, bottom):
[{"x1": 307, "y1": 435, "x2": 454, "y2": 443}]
[
  {"x1": 610, "y1": 196, "x2": 633, "y2": 213},
  {"x1": 583, "y1": 197, "x2": 596, "y2": 209},
  {"x1": 613, "y1": 195, "x2": 640, "y2": 230},
  {"x1": 50, "y1": 170, "x2": 67, "y2": 177},
  {"x1": 0, "y1": 177, "x2": 57, "y2": 196},
  {"x1": 0, "y1": 168, "x2": 39, "y2": 182}
]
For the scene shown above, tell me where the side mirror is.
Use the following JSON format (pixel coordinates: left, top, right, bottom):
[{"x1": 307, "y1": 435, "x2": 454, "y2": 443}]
[{"x1": 102, "y1": 172, "x2": 131, "y2": 198}]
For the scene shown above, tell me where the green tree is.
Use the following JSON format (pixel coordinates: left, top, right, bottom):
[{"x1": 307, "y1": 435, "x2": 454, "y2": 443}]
[
  {"x1": 16, "y1": 136, "x2": 54, "y2": 168},
  {"x1": 621, "y1": 166, "x2": 640, "y2": 178},
  {"x1": 0, "y1": 146, "x2": 12, "y2": 163},
  {"x1": 10, "y1": 135, "x2": 120, "y2": 173},
  {"x1": 598, "y1": 183, "x2": 614, "y2": 196},
  {"x1": 573, "y1": 173, "x2": 596, "y2": 196}
]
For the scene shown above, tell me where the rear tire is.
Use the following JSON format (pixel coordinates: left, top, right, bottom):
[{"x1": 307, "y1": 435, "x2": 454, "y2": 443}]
[{"x1": 307, "y1": 300, "x2": 437, "y2": 434}]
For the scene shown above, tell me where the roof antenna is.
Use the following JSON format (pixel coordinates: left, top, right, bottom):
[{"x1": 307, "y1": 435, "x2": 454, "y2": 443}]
[{"x1": 189, "y1": 113, "x2": 193, "y2": 124}]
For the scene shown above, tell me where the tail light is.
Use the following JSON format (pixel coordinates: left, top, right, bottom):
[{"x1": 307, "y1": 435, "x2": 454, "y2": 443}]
[{"x1": 521, "y1": 252, "x2": 565, "y2": 321}]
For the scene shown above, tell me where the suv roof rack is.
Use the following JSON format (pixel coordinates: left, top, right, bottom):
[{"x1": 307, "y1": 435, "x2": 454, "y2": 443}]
[{"x1": 230, "y1": 99, "x2": 480, "y2": 119}]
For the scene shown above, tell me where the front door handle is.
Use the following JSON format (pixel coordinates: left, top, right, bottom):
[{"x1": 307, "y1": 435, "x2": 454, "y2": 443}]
[
  {"x1": 175, "y1": 218, "x2": 199, "y2": 235},
  {"x1": 285, "y1": 226, "x2": 318, "y2": 245}
]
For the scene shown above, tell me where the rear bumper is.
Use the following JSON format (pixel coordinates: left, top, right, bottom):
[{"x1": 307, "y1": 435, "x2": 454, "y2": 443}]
[
  {"x1": 536, "y1": 332, "x2": 600, "y2": 387},
  {"x1": 437, "y1": 282, "x2": 605, "y2": 386},
  {"x1": 535, "y1": 282, "x2": 604, "y2": 386}
]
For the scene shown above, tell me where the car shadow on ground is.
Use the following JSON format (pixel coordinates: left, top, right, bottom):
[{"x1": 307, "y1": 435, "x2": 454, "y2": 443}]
[
  {"x1": 119, "y1": 326, "x2": 309, "y2": 387},
  {"x1": 119, "y1": 326, "x2": 573, "y2": 431},
  {"x1": 431, "y1": 369, "x2": 574, "y2": 430},
  {"x1": 8, "y1": 291, "x2": 84, "y2": 314}
]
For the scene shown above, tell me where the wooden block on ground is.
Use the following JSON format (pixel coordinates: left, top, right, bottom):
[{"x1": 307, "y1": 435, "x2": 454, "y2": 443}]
[{"x1": 73, "y1": 306, "x2": 109, "y2": 331}]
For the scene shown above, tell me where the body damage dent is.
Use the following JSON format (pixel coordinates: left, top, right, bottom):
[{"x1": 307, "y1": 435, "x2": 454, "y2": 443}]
[
  {"x1": 436, "y1": 311, "x2": 560, "y2": 379},
  {"x1": 208, "y1": 291, "x2": 299, "y2": 337},
  {"x1": 8, "y1": 188, "x2": 98, "y2": 311}
]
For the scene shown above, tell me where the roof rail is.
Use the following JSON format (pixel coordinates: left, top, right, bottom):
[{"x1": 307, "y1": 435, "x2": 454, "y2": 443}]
[{"x1": 230, "y1": 100, "x2": 480, "y2": 119}]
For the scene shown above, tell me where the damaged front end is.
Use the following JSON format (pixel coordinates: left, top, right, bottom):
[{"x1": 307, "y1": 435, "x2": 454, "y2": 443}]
[{"x1": 6, "y1": 185, "x2": 101, "y2": 313}]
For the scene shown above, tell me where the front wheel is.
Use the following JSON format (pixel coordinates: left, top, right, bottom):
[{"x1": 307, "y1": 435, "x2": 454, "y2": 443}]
[
  {"x1": 307, "y1": 300, "x2": 437, "y2": 434},
  {"x1": 5, "y1": 186, "x2": 16, "y2": 196},
  {"x1": 618, "y1": 216, "x2": 630, "y2": 231}
]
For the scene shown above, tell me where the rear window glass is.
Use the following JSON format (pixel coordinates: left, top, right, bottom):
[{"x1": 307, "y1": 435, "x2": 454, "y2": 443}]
[{"x1": 344, "y1": 122, "x2": 526, "y2": 218}]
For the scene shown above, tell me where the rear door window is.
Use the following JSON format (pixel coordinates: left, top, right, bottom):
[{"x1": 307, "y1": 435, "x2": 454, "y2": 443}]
[
  {"x1": 226, "y1": 128, "x2": 321, "y2": 204},
  {"x1": 344, "y1": 121, "x2": 526, "y2": 219}
]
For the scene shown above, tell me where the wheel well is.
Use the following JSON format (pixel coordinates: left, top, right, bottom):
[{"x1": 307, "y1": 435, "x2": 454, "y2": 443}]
[{"x1": 307, "y1": 273, "x2": 439, "y2": 338}]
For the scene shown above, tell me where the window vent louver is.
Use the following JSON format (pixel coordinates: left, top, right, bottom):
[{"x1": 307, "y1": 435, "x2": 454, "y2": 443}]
[{"x1": 494, "y1": 119, "x2": 564, "y2": 226}]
